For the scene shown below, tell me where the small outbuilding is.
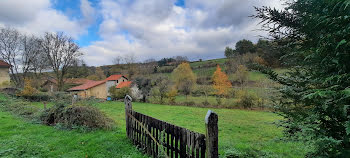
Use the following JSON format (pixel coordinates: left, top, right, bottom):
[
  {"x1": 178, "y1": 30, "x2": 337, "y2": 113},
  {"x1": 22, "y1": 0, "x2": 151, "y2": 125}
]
[{"x1": 0, "y1": 60, "x2": 11, "y2": 85}]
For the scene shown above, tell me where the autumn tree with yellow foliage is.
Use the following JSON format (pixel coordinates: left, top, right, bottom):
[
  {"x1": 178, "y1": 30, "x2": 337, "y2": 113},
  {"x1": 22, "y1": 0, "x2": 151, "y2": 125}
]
[
  {"x1": 172, "y1": 62, "x2": 196, "y2": 99},
  {"x1": 212, "y1": 65, "x2": 232, "y2": 97},
  {"x1": 18, "y1": 79, "x2": 38, "y2": 97}
]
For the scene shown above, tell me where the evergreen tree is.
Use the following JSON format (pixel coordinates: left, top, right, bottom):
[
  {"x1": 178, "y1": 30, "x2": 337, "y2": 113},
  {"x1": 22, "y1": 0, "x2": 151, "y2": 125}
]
[{"x1": 254, "y1": 0, "x2": 350, "y2": 156}]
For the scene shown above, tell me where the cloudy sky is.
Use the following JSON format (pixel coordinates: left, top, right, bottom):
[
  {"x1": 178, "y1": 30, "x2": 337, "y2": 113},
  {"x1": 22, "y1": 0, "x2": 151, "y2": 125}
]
[{"x1": 0, "y1": 0, "x2": 283, "y2": 66}]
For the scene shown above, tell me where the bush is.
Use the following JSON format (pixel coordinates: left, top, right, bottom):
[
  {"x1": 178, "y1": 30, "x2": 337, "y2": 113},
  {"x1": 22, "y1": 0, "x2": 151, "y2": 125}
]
[
  {"x1": 109, "y1": 87, "x2": 131, "y2": 100},
  {"x1": 51, "y1": 92, "x2": 72, "y2": 103},
  {"x1": 22, "y1": 92, "x2": 51, "y2": 102},
  {"x1": 41, "y1": 103, "x2": 115, "y2": 130},
  {"x1": 236, "y1": 90, "x2": 257, "y2": 109},
  {"x1": 17, "y1": 79, "x2": 38, "y2": 98},
  {"x1": 167, "y1": 88, "x2": 177, "y2": 104},
  {"x1": 183, "y1": 101, "x2": 195, "y2": 106},
  {"x1": 216, "y1": 97, "x2": 223, "y2": 106},
  {"x1": 0, "y1": 81, "x2": 11, "y2": 88},
  {"x1": 202, "y1": 100, "x2": 210, "y2": 107}
]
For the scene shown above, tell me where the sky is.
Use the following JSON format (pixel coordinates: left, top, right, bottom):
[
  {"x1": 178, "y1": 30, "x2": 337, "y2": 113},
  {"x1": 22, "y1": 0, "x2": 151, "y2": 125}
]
[{"x1": 0, "y1": 0, "x2": 283, "y2": 66}]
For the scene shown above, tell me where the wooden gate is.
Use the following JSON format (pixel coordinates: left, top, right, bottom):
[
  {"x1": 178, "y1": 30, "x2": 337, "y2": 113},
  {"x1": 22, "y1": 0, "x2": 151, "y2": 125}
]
[{"x1": 124, "y1": 95, "x2": 218, "y2": 158}]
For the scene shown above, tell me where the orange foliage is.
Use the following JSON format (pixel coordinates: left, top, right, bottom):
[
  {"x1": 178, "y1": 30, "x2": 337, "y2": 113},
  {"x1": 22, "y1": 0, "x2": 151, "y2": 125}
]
[{"x1": 212, "y1": 65, "x2": 232, "y2": 96}]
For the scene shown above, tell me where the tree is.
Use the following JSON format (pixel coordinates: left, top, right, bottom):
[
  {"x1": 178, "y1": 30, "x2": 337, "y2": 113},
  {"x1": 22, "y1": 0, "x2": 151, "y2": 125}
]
[
  {"x1": 39, "y1": 32, "x2": 82, "y2": 91},
  {"x1": 18, "y1": 78, "x2": 38, "y2": 97},
  {"x1": 212, "y1": 65, "x2": 232, "y2": 97},
  {"x1": 235, "y1": 65, "x2": 248, "y2": 87},
  {"x1": 0, "y1": 27, "x2": 22, "y2": 86},
  {"x1": 21, "y1": 35, "x2": 41, "y2": 80},
  {"x1": 112, "y1": 55, "x2": 122, "y2": 65},
  {"x1": 255, "y1": 39, "x2": 284, "y2": 67},
  {"x1": 66, "y1": 60, "x2": 90, "y2": 78},
  {"x1": 235, "y1": 39, "x2": 255, "y2": 55},
  {"x1": 135, "y1": 77, "x2": 152, "y2": 102},
  {"x1": 254, "y1": 0, "x2": 350, "y2": 156},
  {"x1": 95, "y1": 67, "x2": 106, "y2": 80},
  {"x1": 224, "y1": 46, "x2": 236, "y2": 58},
  {"x1": 151, "y1": 76, "x2": 171, "y2": 103},
  {"x1": 171, "y1": 62, "x2": 196, "y2": 99},
  {"x1": 109, "y1": 86, "x2": 131, "y2": 100}
]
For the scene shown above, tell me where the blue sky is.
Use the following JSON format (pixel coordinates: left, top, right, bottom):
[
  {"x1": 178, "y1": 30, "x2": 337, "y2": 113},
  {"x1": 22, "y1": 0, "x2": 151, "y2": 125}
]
[{"x1": 0, "y1": 0, "x2": 283, "y2": 66}]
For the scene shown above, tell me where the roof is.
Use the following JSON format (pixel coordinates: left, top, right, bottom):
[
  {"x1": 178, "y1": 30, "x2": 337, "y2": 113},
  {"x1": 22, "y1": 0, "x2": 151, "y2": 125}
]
[
  {"x1": 67, "y1": 80, "x2": 106, "y2": 91},
  {"x1": 116, "y1": 81, "x2": 132, "y2": 89},
  {"x1": 105, "y1": 75, "x2": 127, "y2": 81},
  {"x1": 0, "y1": 60, "x2": 11, "y2": 68}
]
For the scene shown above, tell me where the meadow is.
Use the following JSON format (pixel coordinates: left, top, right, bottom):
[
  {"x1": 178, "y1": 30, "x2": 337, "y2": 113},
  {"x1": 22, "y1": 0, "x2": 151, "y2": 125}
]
[{"x1": 0, "y1": 94, "x2": 310, "y2": 157}]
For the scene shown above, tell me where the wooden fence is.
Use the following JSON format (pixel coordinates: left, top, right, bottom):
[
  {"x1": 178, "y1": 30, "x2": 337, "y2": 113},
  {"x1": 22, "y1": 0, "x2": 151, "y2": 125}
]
[{"x1": 124, "y1": 95, "x2": 218, "y2": 158}]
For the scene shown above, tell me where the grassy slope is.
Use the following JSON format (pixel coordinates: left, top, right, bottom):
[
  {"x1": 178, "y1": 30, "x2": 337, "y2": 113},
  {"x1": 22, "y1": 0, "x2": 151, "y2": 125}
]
[
  {"x1": 97, "y1": 101, "x2": 310, "y2": 157},
  {"x1": 0, "y1": 94, "x2": 309, "y2": 157}
]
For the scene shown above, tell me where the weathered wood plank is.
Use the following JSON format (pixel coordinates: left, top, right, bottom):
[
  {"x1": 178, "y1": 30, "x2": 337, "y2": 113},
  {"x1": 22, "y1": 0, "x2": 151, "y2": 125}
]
[{"x1": 195, "y1": 133, "x2": 200, "y2": 158}]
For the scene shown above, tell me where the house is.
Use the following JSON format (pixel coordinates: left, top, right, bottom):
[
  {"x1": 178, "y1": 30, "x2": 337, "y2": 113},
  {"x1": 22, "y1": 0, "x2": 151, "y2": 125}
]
[
  {"x1": 41, "y1": 78, "x2": 93, "y2": 92},
  {"x1": 0, "y1": 60, "x2": 11, "y2": 85},
  {"x1": 67, "y1": 75, "x2": 132, "y2": 99}
]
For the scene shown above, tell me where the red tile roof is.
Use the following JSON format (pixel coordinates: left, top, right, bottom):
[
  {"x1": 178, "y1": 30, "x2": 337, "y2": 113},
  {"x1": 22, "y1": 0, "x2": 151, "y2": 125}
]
[
  {"x1": 0, "y1": 60, "x2": 11, "y2": 68},
  {"x1": 116, "y1": 81, "x2": 132, "y2": 88},
  {"x1": 67, "y1": 80, "x2": 106, "y2": 91},
  {"x1": 105, "y1": 75, "x2": 127, "y2": 81}
]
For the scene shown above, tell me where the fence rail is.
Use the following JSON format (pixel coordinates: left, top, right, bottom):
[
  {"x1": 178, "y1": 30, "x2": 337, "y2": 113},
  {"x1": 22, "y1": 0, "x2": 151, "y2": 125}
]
[{"x1": 124, "y1": 95, "x2": 218, "y2": 158}]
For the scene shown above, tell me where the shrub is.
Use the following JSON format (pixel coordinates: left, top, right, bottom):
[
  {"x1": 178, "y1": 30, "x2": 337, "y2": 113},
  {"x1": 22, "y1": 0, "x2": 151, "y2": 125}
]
[
  {"x1": 51, "y1": 92, "x2": 72, "y2": 104},
  {"x1": 236, "y1": 90, "x2": 257, "y2": 109},
  {"x1": 183, "y1": 101, "x2": 195, "y2": 106},
  {"x1": 0, "y1": 81, "x2": 11, "y2": 88},
  {"x1": 202, "y1": 100, "x2": 210, "y2": 107},
  {"x1": 17, "y1": 79, "x2": 38, "y2": 98},
  {"x1": 41, "y1": 103, "x2": 115, "y2": 130},
  {"x1": 113, "y1": 87, "x2": 131, "y2": 100},
  {"x1": 166, "y1": 87, "x2": 177, "y2": 104},
  {"x1": 22, "y1": 92, "x2": 51, "y2": 102},
  {"x1": 216, "y1": 97, "x2": 223, "y2": 106}
]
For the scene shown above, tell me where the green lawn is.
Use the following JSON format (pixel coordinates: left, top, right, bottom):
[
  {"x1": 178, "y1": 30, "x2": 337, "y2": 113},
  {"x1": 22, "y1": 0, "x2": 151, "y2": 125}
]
[
  {"x1": 97, "y1": 101, "x2": 310, "y2": 157},
  {"x1": 0, "y1": 94, "x2": 310, "y2": 157},
  {"x1": 0, "y1": 110, "x2": 147, "y2": 158}
]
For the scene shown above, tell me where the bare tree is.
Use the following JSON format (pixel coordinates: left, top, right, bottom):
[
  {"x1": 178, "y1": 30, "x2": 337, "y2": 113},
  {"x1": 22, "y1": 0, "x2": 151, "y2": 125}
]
[
  {"x1": 0, "y1": 27, "x2": 22, "y2": 86},
  {"x1": 21, "y1": 35, "x2": 41, "y2": 80},
  {"x1": 31, "y1": 49, "x2": 49, "y2": 77},
  {"x1": 39, "y1": 32, "x2": 82, "y2": 91},
  {"x1": 112, "y1": 55, "x2": 122, "y2": 65},
  {"x1": 123, "y1": 53, "x2": 137, "y2": 64}
]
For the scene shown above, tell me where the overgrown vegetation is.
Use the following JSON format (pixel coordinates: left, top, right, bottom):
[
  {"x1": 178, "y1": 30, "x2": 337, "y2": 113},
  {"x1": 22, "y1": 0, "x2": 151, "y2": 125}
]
[
  {"x1": 40, "y1": 103, "x2": 115, "y2": 130},
  {"x1": 0, "y1": 93, "x2": 115, "y2": 131}
]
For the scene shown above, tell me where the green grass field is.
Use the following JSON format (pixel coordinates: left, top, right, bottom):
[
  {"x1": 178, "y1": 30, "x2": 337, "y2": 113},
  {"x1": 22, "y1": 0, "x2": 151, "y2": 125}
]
[{"x1": 0, "y1": 94, "x2": 310, "y2": 157}]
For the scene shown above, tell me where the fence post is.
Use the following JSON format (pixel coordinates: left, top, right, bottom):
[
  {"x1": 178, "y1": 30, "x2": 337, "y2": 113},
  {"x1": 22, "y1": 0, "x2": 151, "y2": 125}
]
[
  {"x1": 205, "y1": 110, "x2": 218, "y2": 158},
  {"x1": 125, "y1": 95, "x2": 133, "y2": 138}
]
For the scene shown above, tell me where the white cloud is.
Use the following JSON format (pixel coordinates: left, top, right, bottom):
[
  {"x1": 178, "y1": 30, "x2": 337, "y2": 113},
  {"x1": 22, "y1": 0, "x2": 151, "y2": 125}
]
[
  {"x1": 0, "y1": 0, "x2": 284, "y2": 66},
  {"x1": 0, "y1": 0, "x2": 95, "y2": 38},
  {"x1": 82, "y1": 0, "x2": 284, "y2": 66}
]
